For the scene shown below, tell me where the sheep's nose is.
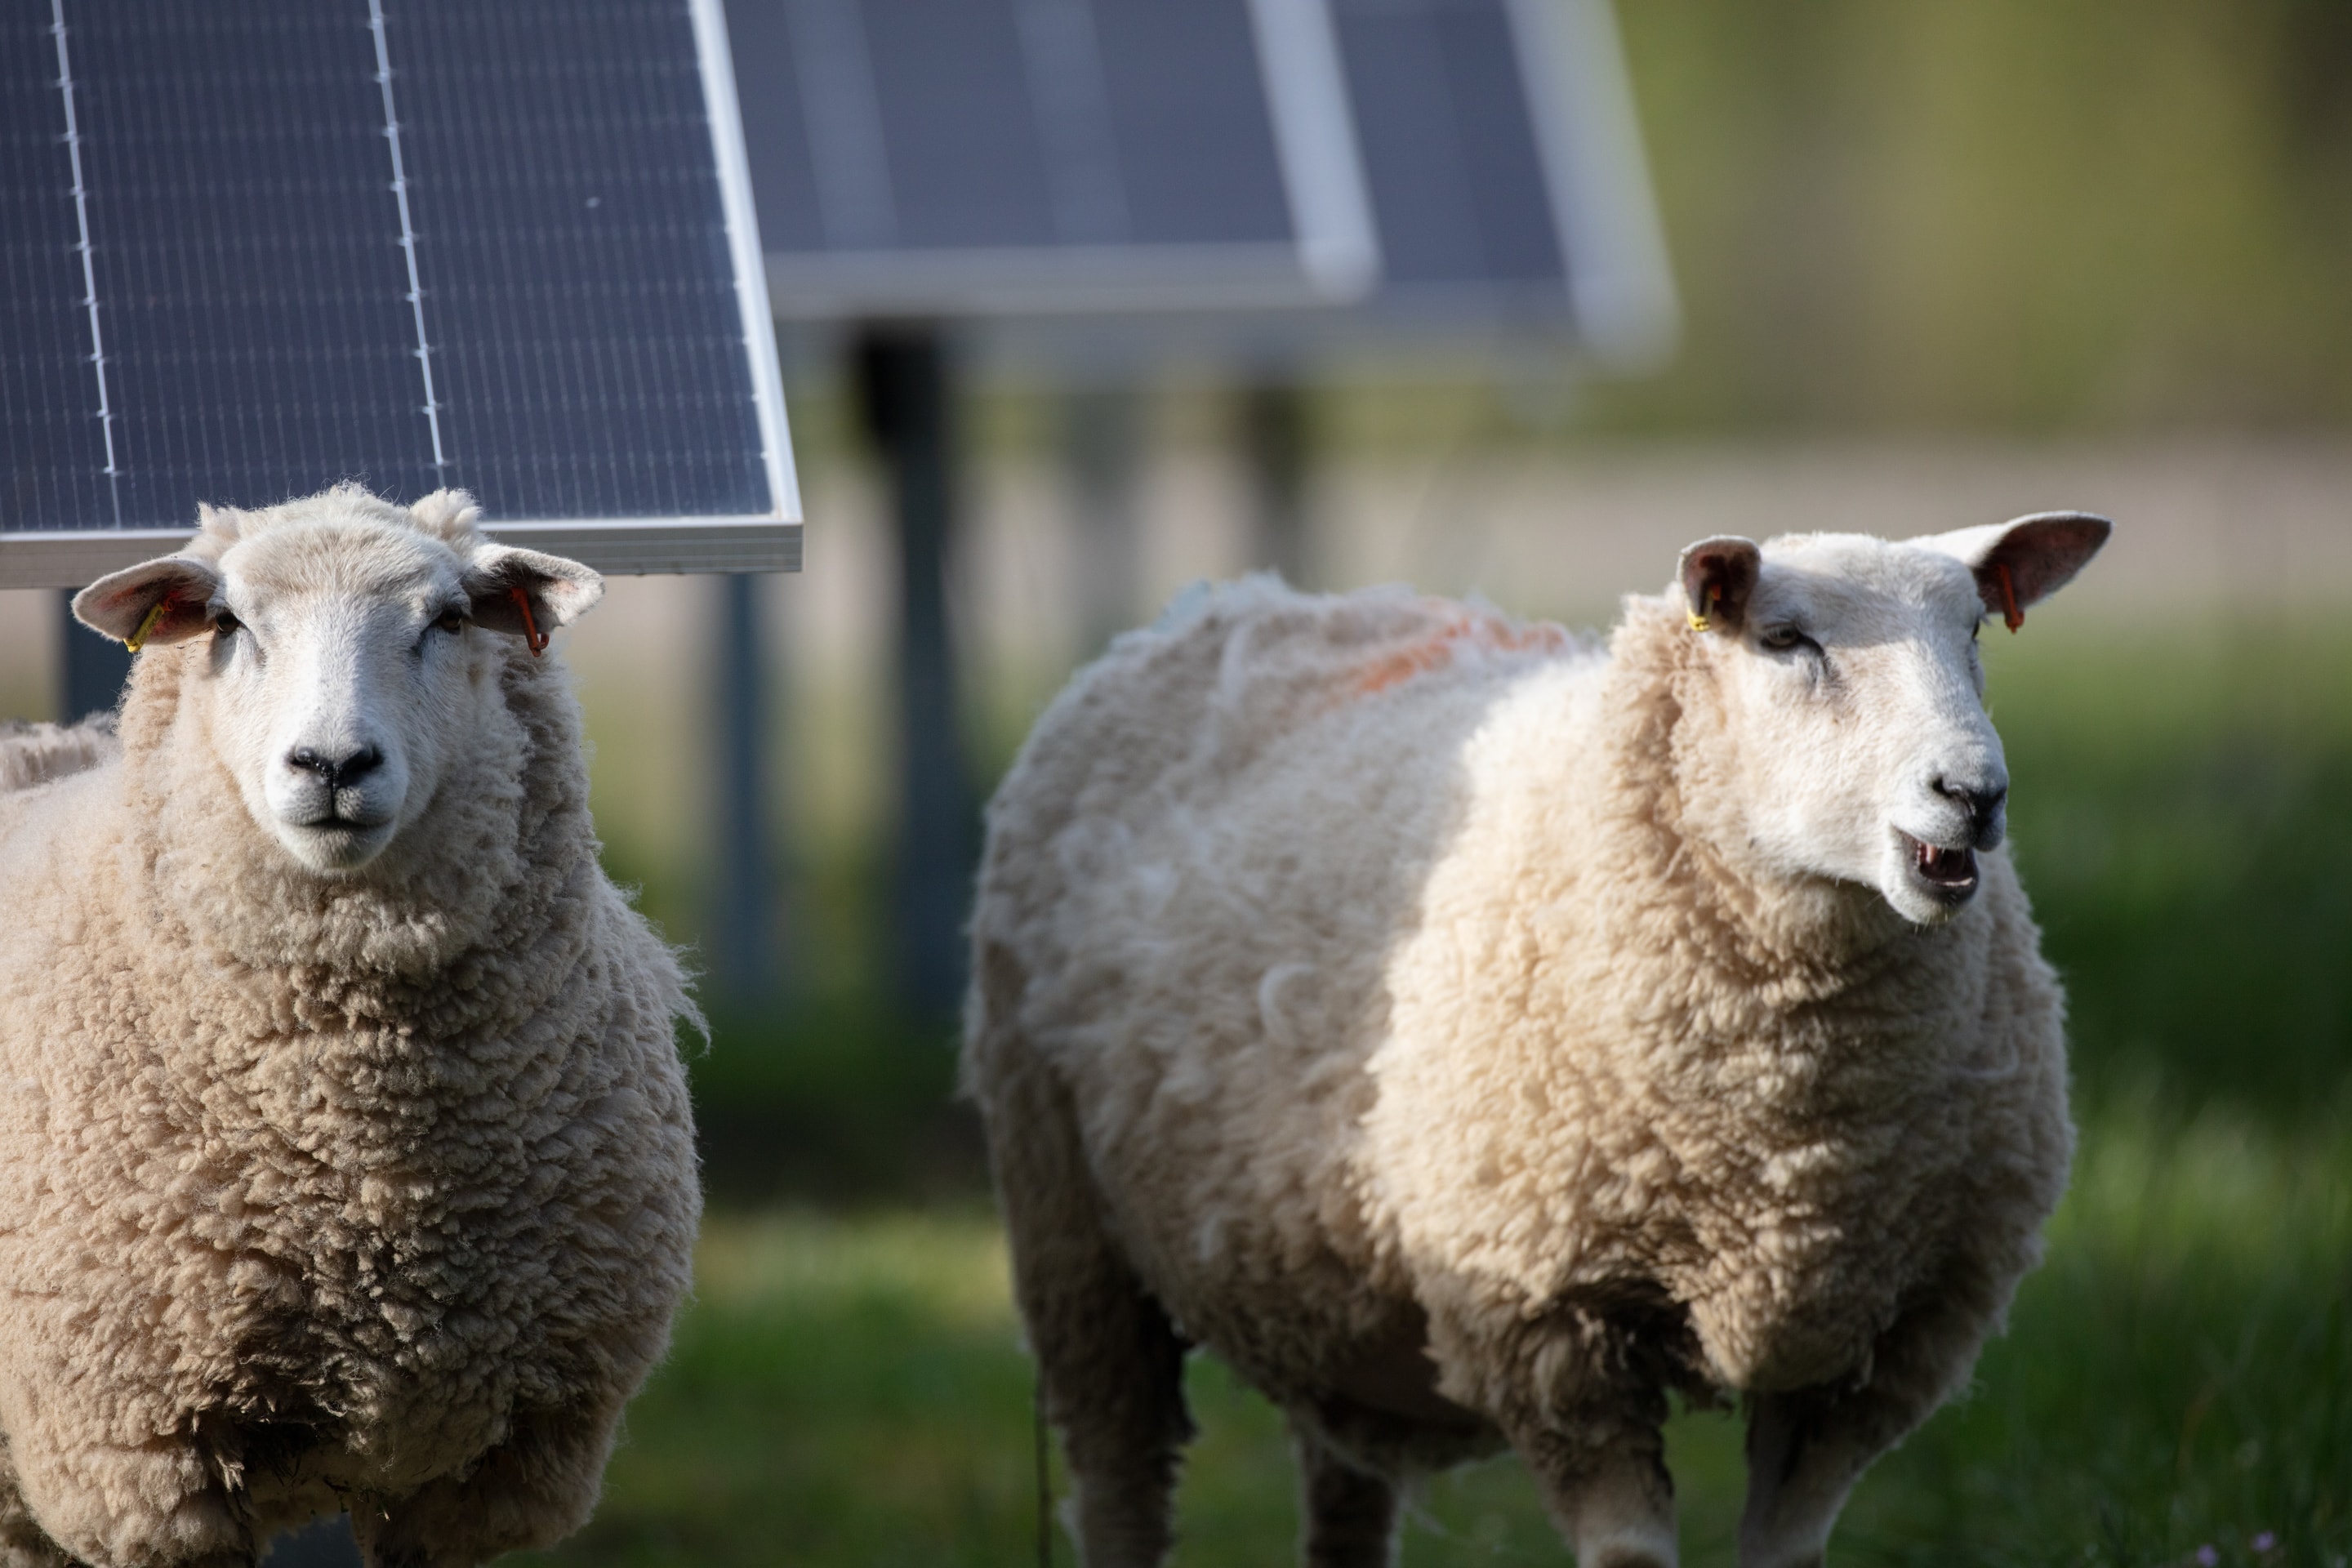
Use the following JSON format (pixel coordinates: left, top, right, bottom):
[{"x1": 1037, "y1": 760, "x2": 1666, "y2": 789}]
[
  {"x1": 287, "y1": 743, "x2": 383, "y2": 789},
  {"x1": 1934, "y1": 775, "x2": 2008, "y2": 836}
]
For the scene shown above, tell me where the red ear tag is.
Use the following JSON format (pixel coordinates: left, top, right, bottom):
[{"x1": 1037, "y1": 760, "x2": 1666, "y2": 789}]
[
  {"x1": 1994, "y1": 561, "x2": 2024, "y2": 634},
  {"x1": 509, "y1": 586, "x2": 550, "y2": 656}
]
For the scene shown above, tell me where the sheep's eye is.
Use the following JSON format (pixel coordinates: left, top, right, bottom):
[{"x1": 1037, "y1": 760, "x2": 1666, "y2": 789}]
[
  {"x1": 212, "y1": 610, "x2": 240, "y2": 636},
  {"x1": 1759, "y1": 624, "x2": 1815, "y2": 653},
  {"x1": 434, "y1": 607, "x2": 466, "y2": 634}
]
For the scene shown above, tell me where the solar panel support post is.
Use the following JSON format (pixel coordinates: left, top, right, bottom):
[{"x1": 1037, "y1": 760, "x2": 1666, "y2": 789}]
[
  {"x1": 1064, "y1": 382, "x2": 1147, "y2": 660},
  {"x1": 1241, "y1": 377, "x2": 1313, "y2": 589},
  {"x1": 854, "y1": 323, "x2": 974, "y2": 1020},
  {"x1": 260, "y1": 1514, "x2": 363, "y2": 1568},
  {"x1": 57, "y1": 593, "x2": 132, "y2": 724},
  {"x1": 710, "y1": 570, "x2": 787, "y2": 1013}
]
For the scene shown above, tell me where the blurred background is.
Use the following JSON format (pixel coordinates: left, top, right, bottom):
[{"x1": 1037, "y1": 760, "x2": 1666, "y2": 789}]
[{"x1": 11, "y1": 0, "x2": 2352, "y2": 1561}]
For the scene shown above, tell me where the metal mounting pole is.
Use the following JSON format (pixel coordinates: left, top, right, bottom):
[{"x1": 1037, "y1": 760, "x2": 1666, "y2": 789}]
[
  {"x1": 854, "y1": 322, "x2": 974, "y2": 1018},
  {"x1": 261, "y1": 1515, "x2": 363, "y2": 1568},
  {"x1": 709, "y1": 569, "x2": 786, "y2": 1010},
  {"x1": 1239, "y1": 377, "x2": 1312, "y2": 588},
  {"x1": 1064, "y1": 381, "x2": 1146, "y2": 659},
  {"x1": 57, "y1": 591, "x2": 133, "y2": 723}
]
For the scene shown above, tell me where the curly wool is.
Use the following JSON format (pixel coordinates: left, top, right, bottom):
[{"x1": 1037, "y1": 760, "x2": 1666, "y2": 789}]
[
  {"x1": 966, "y1": 575, "x2": 2069, "y2": 1551},
  {"x1": 0, "y1": 580, "x2": 698, "y2": 1566}
]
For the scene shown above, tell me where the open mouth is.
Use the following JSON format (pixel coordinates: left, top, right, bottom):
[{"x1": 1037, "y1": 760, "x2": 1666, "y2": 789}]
[{"x1": 1900, "y1": 831, "x2": 1979, "y2": 898}]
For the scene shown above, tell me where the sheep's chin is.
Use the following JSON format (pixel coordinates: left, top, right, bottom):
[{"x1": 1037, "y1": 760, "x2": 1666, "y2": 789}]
[{"x1": 271, "y1": 818, "x2": 398, "y2": 873}]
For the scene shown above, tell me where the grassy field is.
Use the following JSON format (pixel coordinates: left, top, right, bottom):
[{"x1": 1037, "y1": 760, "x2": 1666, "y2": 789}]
[
  {"x1": 542, "y1": 618, "x2": 2352, "y2": 1566},
  {"x1": 528, "y1": 1109, "x2": 2347, "y2": 1568}
]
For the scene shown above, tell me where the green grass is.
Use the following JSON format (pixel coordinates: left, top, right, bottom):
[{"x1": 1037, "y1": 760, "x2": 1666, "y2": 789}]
[
  {"x1": 1981, "y1": 621, "x2": 2352, "y2": 1126},
  {"x1": 528, "y1": 1111, "x2": 2348, "y2": 1567}
]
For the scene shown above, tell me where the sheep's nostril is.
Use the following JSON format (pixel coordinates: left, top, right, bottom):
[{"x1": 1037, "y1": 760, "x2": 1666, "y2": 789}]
[
  {"x1": 1933, "y1": 777, "x2": 2007, "y2": 832},
  {"x1": 287, "y1": 745, "x2": 383, "y2": 790},
  {"x1": 338, "y1": 745, "x2": 384, "y2": 784}
]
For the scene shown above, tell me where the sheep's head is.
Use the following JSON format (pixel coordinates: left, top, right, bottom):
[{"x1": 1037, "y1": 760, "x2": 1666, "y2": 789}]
[
  {"x1": 73, "y1": 484, "x2": 601, "y2": 875},
  {"x1": 1674, "y1": 512, "x2": 2109, "y2": 926}
]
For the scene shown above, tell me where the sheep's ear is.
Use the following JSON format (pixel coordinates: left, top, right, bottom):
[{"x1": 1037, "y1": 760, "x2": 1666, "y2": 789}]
[
  {"x1": 1677, "y1": 536, "x2": 1761, "y2": 633},
  {"x1": 1922, "y1": 511, "x2": 2112, "y2": 630},
  {"x1": 72, "y1": 555, "x2": 222, "y2": 649},
  {"x1": 462, "y1": 544, "x2": 604, "y2": 644}
]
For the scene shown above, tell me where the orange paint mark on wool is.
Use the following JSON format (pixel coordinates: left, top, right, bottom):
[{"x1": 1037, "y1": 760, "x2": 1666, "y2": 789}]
[{"x1": 1350, "y1": 615, "x2": 1570, "y2": 697}]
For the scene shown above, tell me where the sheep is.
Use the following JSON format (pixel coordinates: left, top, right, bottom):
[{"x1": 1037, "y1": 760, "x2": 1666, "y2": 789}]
[
  {"x1": 0, "y1": 719, "x2": 117, "y2": 794},
  {"x1": 964, "y1": 513, "x2": 2111, "y2": 1568},
  {"x1": 0, "y1": 485, "x2": 700, "y2": 1568}
]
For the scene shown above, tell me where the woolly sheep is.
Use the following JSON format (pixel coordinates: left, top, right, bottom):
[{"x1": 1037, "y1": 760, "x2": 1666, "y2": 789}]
[
  {"x1": 964, "y1": 514, "x2": 2112, "y2": 1568},
  {"x1": 0, "y1": 486, "x2": 699, "y2": 1568}
]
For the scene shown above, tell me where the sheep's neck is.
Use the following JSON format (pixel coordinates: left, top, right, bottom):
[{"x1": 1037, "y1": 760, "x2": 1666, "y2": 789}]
[{"x1": 1596, "y1": 605, "x2": 1916, "y2": 999}]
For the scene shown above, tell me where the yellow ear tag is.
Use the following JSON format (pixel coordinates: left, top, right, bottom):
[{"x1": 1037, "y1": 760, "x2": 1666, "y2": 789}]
[
  {"x1": 125, "y1": 599, "x2": 169, "y2": 654},
  {"x1": 1687, "y1": 581, "x2": 1721, "y2": 632}
]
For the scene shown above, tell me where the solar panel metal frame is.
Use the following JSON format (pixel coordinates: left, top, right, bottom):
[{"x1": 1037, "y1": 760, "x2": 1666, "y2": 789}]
[
  {"x1": 747, "y1": 0, "x2": 1380, "y2": 318},
  {"x1": 2, "y1": 0, "x2": 800, "y2": 590}
]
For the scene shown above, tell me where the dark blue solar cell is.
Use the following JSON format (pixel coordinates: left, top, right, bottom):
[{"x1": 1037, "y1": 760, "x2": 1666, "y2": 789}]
[
  {"x1": 728, "y1": 0, "x2": 831, "y2": 254},
  {"x1": 394, "y1": 0, "x2": 769, "y2": 519},
  {"x1": 11, "y1": 2, "x2": 430, "y2": 529},
  {"x1": 1331, "y1": 0, "x2": 1565, "y2": 294},
  {"x1": 730, "y1": 0, "x2": 1300, "y2": 266},
  {"x1": 863, "y1": 0, "x2": 1058, "y2": 249},
  {"x1": 1094, "y1": 0, "x2": 1290, "y2": 247},
  {"x1": 0, "y1": 7, "x2": 117, "y2": 529},
  {"x1": 2, "y1": 0, "x2": 776, "y2": 540}
]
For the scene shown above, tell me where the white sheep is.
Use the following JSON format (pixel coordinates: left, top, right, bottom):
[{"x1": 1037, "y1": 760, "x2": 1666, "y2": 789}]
[
  {"x1": 964, "y1": 514, "x2": 2111, "y2": 1568},
  {"x1": 0, "y1": 485, "x2": 699, "y2": 1568}
]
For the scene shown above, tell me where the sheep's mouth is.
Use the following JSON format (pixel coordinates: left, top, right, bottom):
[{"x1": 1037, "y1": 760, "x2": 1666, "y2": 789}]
[
  {"x1": 276, "y1": 813, "x2": 397, "y2": 872},
  {"x1": 294, "y1": 810, "x2": 390, "y2": 833},
  {"x1": 1899, "y1": 831, "x2": 1979, "y2": 900}
]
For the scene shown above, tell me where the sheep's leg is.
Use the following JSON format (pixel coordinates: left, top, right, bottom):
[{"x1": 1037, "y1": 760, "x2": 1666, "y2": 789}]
[
  {"x1": 1735, "y1": 1391, "x2": 1865, "y2": 1568},
  {"x1": 1737, "y1": 1283, "x2": 1996, "y2": 1568},
  {"x1": 1291, "y1": 1424, "x2": 1397, "y2": 1568},
  {"x1": 354, "y1": 1400, "x2": 621, "y2": 1568},
  {"x1": 1514, "y1": 1422, "x2": 1677, "y2": 1568},
  {"x1": 986, "y1": 1058, "x2": 1192, "y2": 1568},
  {"x1": 1486, "y1": 1313, "x2": 1677, "y2": 1568},
  {"x1": 1040, "y1": 1274, "x2": 1192, "y2": 1568}
]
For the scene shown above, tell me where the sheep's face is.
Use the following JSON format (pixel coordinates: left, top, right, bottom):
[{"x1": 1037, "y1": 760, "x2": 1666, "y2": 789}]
[
  {"x1": 74, "y1": 489, "x2": 601, "y2": 876},
  {"x1": 1677, "y1": 514, "x2": 2109, "y2": 926}
]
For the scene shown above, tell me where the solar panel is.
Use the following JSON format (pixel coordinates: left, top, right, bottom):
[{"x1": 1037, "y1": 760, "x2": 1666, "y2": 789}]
[
  {"x1": 1336, "y1": 0, "x2": 1566, "y2": 294},
  {"x1": 1, "y1": 0, "x2": 797, "y2": 589},
  {"x1": 731, "y1": 0, "x2": 1379, "y2": 315},
  {"x1": 1329, "y1": 0, "x2": 1675, "y2": 358}
]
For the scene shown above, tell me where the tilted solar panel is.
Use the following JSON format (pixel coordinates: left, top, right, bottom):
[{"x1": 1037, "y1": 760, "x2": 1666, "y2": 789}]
[
  {"x1": 731, "y1": 0, "x2": 1670, "y2": 359},
  {"x1": 1327, "y1": 0, "x2": 1676, "y2": 356},
  {"x1": 1, "y1": 0, "x2": 796, "y2": 588},
  {"x1": 1334, "y1": 0, "x2": 1566, "y2": 295},
  {"x1": 733, "y1": 0, "x2": 1379, "y2": 315}
]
